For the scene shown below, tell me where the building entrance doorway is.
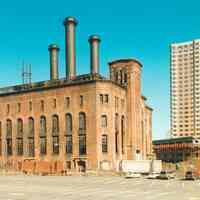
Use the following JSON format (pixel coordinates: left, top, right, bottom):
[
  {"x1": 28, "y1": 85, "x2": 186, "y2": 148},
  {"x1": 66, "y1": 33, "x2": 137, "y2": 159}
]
[{"x1": 77, "y1": 160, "x2": 86, "y2": 172}]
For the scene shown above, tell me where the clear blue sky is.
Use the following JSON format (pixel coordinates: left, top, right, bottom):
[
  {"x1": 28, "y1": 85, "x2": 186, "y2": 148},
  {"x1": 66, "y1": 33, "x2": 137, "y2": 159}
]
[{"x1": 0, "y1": 0, "x2": 199, "y2": 139}]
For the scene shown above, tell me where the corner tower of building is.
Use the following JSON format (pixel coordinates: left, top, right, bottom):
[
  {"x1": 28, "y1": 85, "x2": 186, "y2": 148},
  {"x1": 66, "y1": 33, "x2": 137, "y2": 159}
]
[{"x1": 109, "y1": 59, "x2": 143, "y2": 160}]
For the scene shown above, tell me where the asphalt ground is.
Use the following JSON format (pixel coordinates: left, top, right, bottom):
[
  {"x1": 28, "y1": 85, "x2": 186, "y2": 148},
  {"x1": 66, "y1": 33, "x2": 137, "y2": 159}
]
[{"x1": 0, "y1": 175, "x2": 200, "y2": 200}]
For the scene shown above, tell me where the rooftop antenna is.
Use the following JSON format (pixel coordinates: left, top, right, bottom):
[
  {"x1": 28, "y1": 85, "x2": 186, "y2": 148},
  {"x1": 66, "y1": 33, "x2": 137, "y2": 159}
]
[
  {"x1": 22, "y1": 61, "x2": 32, "y2": 85},
  {"x1": 22, "y1": 61, "x2": 25, "y2": 85},
  {"x1": 28, "y1": 64, "x2": 32, "y2": 84}
]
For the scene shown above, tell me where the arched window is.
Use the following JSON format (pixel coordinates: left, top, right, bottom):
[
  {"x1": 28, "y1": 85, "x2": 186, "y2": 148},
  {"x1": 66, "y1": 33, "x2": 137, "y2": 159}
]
[
  {"x1": 101, "y1": 115, "x2": 107, "y2": 128},
  {"x1": 120, "y1": 70, "x2": 123, "y2": 84},
  {"x1": 52, "y1": 115, "x2": 59, "y2": 154},
  {"x1": 40, "y1": 116, "x2": 47, "y2": 155},
  {"x1": 115, "y1": 71, "x2": 118, "y2": 82},
  {"x1": 16, "y1": 118, "x2": 23, "y2": 155},
  {"x1": 28, "y1": 117, "x2": 35, "y2": 157},
  {"x1": 17, "y1": 119, "x2": 23, "y2": 137},
  {"x1": 65, "y1": 113, "x2": 72, "y2": 154},
  {"x1": 6, "y1": 119, "x2": 12, "y2": 156},
  {"x1": 52, "y1": 115, "x2": 59, "y2": 134},
  {"x1": 40, "y1": 100, "x2": 44, "y2": 111},
  {"x1": 29, "y1": 101, "x2": 32, "y2": 111},
  {"x1": 28, "y1": 117, "x2": 34, "y2": 137},
  {"x1": 124, "y1": 72, "x2": 127, "y2": 84},
  {"x1": 121, "y1": 116, "x2": 125, "y2": 154},
  {"x1": 66, "y1": 114, "x2": 72, "y2": 134},
  {"x1": 78, "y1": 112, "x2": 86, "y2": 155},
  {"x1": 40, "y1": 116, "x2": 46, "y2": 135},
  {"x1": 115, "y1": 113, "x2": 119, "y2": 131},
  {"x1": 79, "y1": 112, "x2": 86, "y2": 131},
  {"x1": 115, "y1": 114, "x2": 119, "y2": 153}
]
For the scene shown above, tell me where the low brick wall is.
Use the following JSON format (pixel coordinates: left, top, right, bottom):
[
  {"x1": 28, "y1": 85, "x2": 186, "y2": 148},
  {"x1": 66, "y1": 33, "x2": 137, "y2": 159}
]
[
  {"x1": 23, "y1": 160, "x2": 36, "y2": 173},
  {"x1": 0, "y1": 159, "x2": 67, "y2": 175}
]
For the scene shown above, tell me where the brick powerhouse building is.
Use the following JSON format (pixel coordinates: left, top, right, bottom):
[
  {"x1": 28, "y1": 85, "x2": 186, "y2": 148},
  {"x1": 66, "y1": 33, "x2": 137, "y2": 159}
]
[{"x1": 0, "y1": 17, "x2": 152, "y2": 174}]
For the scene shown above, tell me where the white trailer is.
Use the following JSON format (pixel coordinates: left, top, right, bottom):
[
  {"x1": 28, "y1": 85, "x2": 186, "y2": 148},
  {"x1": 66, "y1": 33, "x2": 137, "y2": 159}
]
[
  {"x1": 121, "y1": 160, "x2": 162, "y2": 174},
  {"x1": 121, "y1": 160, "x2": 151, "y2": 173}
]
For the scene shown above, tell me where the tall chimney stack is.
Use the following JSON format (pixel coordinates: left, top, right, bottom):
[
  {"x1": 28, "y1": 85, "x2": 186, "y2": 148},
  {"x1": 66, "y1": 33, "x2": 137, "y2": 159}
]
[
  {"x1": 48, "y1": 44, "x2": 59, "y2": 80},
  {"x1": 63, "y1": 17, "x2": 78, "y2": 80},
  {"x1": 88, "y1": 35, "x2": 101, "y2": 74}
]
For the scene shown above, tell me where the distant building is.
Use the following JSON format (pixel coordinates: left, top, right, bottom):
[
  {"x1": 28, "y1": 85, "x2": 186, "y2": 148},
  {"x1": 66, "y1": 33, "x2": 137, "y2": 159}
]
[
  {"x1": 171, "y1": 39, "x2": 200, "y2": 137},
  {"x1": 153, "y1": 137, "x2": 200, "y2": 163},
  {"x1": 0, "y1": 17, "x2": 152, "y2": 174}
]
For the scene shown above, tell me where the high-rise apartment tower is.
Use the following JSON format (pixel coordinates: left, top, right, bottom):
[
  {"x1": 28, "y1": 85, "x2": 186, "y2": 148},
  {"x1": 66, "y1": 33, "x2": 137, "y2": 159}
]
[{"x1": 171, "y1": 39, "x2": 200, "y2": 137}]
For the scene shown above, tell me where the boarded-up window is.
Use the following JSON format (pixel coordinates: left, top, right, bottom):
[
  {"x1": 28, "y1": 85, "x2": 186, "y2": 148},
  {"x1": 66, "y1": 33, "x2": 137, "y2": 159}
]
[
  {"x1": 102, "y1": 134, "x2": 108, "y2": 153},
  {"x1": 115, "y1": 114, "x2": 119, "y2": 153},
  {"x1": 66, "y1": 114, "x2": 72, "y2": 154},
  {"x1": 28, "y1": 117, "x2": 35, "y2": 157},
  {"x1": 40, "y1": 116, "x2": 47, "y2": 155},
  {"x1": 16, "y1": 119, "x2": 23, "y2": 155},
  {"x1": 101, "y1": 115, "x2": 107, "y2": 128},
  {"x1": 52, "y1": 115, "x2": 59, "y2": 154},
  {"x1": 79, "y1": 112, "x2": 86, "y2": 155},
  {"x1": 121, "y1": 116, "x2": 125, "y2": 154},
  {"x1": 6, "y1": 119, "x2": 12, "y2": 156},
  {"x1": 52, "y1": 136, "x2": 59, "y2": 154}
]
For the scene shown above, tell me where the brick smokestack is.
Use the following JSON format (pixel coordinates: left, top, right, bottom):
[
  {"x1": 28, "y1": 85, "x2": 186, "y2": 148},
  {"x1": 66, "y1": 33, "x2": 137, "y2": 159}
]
[
  {"x1": 48, "y1": 44, "x2": 59, "y2": 80},
  {"x1": 63, "y1": 17, "x2": 78, "y2": 80},
  {"x1": 88, "y1": 35, "x2": 101, "y2": 74}
]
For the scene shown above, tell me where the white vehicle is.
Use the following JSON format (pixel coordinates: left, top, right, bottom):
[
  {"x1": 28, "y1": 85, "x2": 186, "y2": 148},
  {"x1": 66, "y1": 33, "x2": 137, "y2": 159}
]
[
  {"x1": 125, "y1": 172, "x2": 142, "y2": 179},
  {"x1": 147, "y1": 172, "x2": 159, "y2": 179}
]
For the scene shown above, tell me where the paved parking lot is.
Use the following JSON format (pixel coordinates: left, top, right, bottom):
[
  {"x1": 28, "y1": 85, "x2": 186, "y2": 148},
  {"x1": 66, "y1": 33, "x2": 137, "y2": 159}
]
[{"x1": 0, "y1": 175, "x2": 200, "y2": 200}]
